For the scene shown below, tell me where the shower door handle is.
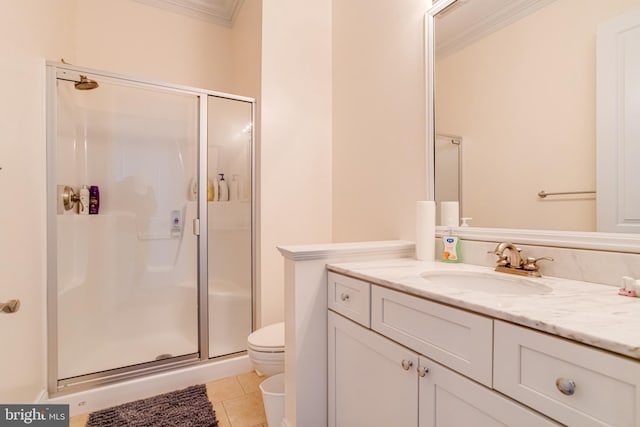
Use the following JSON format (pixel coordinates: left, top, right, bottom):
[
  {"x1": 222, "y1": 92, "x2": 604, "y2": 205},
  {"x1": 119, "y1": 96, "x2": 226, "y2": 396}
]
[{"x1": 1, "y1": 299, "x2": 20, "y2": 313}]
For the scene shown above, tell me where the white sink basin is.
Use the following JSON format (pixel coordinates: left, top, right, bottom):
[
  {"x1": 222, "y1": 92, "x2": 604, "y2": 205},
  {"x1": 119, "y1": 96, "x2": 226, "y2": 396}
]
[{"x1": 420, "y1": 270, "x2": 552, "y2": 295}]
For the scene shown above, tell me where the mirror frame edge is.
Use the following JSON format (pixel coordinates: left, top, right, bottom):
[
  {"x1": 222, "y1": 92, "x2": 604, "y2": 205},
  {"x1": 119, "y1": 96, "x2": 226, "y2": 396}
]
[
  {"x1": 425, "y1": 0, "x2": 640, "y2": 253},
  {"x1": 425, "y1": 0, "x2": 456, "y2": 201}
]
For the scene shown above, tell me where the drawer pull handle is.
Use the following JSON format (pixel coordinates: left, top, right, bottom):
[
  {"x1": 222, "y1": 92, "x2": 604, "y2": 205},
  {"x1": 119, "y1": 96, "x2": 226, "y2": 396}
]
[
  {"x1": 417, "y1": 366, "x2": 429, "y2": 377},
  {"x1": 555, "y1": 378, "x2": 576, "y2": 396},
  {"x1": 401, "y1": 359, "x2": 413, "y2": 371},
  {"x1": 340, "y1": 293, "x2": 350, "y2": 302}
]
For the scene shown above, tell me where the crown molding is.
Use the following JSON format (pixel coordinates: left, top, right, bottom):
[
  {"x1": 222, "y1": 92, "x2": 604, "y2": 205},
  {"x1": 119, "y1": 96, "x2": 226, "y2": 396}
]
[
  {"x1": 133, "y1": 0, "x2": 244, "y2": 27},
  {"x1": 436, "y1": 0, "x2": 557, "y2": 58}
]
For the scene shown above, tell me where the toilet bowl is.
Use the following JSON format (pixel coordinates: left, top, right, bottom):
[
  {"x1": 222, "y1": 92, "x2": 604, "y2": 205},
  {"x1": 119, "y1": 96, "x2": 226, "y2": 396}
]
[{"x1": 247, "y1": 322, "x2": 285, "y2": 376}]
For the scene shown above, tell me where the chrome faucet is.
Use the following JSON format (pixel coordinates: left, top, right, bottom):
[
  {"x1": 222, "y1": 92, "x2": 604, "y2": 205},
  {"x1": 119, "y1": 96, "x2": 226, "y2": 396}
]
[{"x1": 488, "y1": 242, "x2": 553, "y2": 277}]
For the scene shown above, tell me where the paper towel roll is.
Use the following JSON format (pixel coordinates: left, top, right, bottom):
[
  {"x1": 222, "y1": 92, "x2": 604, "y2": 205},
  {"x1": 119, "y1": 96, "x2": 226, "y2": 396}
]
[
  {"x1": 416, "y1": 201, "x2": 436, "y2": 261},
  {"x1": 441, "y1": 201, "x2": 459, "y2": 227}
]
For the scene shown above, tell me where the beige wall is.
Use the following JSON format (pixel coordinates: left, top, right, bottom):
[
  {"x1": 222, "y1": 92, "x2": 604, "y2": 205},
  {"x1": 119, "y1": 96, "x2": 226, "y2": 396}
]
[
  {"x1": 0, "y1": 0, "x2": 259, "y2": 401},
  {"x1": 0, "y1": 0, "x2": 75, "y2": 403},
  {"x1": 436, "y1": 0, "x2": 638, "y2": 231},
  {"x1": 259, "y1": 0, "x2": 333, "y2": 326},
  {"x1": 331, "y1": 0, "x2": 428, "y2": 243},
  {"x1": 73, "y1": 0, "x2": 234, "y2": 91}
]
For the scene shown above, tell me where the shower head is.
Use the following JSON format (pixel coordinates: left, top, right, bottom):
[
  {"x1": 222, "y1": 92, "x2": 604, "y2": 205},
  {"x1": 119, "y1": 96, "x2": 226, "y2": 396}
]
[{"x1": 75, "y1": 75, "x2": 99, "y2": 90}]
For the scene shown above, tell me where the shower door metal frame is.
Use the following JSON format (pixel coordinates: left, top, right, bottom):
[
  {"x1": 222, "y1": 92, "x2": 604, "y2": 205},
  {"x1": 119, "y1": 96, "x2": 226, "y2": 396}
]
[{"x1": 45, "y1": 61, "x2": 256, "y2": 396}]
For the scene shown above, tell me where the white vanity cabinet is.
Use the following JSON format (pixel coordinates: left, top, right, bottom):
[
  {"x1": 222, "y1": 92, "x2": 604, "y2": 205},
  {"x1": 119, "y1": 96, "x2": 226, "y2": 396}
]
[{"x1": 327, "y1": 272, "x2": 559, "y2": 427}]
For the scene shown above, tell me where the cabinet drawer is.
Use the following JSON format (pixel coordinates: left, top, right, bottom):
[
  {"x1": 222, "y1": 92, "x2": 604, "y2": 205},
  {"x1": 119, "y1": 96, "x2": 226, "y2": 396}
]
[
  {"x1": 328, "y1": 272, "x2": 371, "y2": 327},
  {"x1": 494, "y1": 320, "x2": 640, "y2": 427},
  {"x1": 371, "y1": 285, "x2": 493, "y2": 386}
]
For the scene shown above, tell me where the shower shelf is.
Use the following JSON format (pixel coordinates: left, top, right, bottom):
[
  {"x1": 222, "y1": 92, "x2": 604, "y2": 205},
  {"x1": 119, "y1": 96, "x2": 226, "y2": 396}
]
[{"x1": 208, "y1": 226, "x2": 249, "y2": 231}]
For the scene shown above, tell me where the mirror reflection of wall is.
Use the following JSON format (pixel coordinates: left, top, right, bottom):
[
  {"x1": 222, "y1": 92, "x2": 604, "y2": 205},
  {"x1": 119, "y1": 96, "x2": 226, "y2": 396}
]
[
  {"x1": 434, "y1": 0, "x2": 640, "y2": 232},
  {"x1": 434, "y1": 134, "x2": 461, "y2": 226}
]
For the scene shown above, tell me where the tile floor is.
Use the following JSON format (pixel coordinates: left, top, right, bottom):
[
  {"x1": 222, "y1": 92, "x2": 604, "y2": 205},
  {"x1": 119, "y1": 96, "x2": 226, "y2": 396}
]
[{"x1": 70, "y1": 371, "x2": 268, "y2": 427}]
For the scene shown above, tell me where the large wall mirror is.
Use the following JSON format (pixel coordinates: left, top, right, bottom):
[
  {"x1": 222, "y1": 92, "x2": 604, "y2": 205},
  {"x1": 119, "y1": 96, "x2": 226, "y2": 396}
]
[{"x1": 427, "y1": 0, "x2": 640, "y2": 238}]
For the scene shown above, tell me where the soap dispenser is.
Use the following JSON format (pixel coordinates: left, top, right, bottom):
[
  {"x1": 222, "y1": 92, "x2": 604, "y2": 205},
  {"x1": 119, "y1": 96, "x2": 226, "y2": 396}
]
[
  {"x1": 218, "y1": 173, "x2": 229, "y2": 201},
  {"x1": 442, "y1": 229, "x2": 462, "y2": 263}
]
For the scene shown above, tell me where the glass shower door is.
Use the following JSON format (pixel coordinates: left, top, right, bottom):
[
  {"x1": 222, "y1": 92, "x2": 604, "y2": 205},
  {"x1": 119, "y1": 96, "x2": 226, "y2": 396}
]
[
  {"x1": 53, "y1": 71, "x2": 200, "y2": 381},
  {"x1": 207, "y1": 95, "x2": 253, "y2": 358}
]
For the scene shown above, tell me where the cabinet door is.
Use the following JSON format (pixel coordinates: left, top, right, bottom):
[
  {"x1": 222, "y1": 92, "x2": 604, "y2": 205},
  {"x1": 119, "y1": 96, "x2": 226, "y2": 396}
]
[
  {"x1": 419, "y1": 356, "x2": 560, "y2": 427},
  {"x1": 328, "y1": 311, "x2": 419, "y2": 427}
]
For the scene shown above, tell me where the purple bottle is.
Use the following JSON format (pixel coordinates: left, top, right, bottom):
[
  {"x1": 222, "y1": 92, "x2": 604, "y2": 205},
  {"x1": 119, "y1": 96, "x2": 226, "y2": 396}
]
[{"x1": 89, "y1": 185, "x2": 100, "y2": 214}]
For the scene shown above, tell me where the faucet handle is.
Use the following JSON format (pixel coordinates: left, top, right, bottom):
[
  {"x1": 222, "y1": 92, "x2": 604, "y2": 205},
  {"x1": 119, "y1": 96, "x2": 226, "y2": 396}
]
[
  {"x1": 487, "y1": 249, "x2": 509, "y2": 266},
  {"x1": 523, "y1": 256, "x2": 554, "y2": 271}
]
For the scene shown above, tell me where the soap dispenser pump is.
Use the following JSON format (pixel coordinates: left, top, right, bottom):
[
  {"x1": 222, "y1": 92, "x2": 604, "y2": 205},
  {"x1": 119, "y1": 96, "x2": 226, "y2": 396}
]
[{"x1": 218, "y1": 173, "x2": 229, "y2": 201}]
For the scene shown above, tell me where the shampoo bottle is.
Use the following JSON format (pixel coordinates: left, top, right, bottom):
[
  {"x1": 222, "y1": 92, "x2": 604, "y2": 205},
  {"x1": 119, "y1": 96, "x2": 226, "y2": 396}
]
[
  {"x1": 212, "y1": 175, "x2": 219, "y2": 201},
  {"x1": 79, "y1": 185, "x2": 90, "y2": 215},
  {"x1": 89, "y1": 185, "x2": 100, "y2": 214},
  {"x1": 218, "y1": 173, "x2": 229, "y2": 201},
  {"x1": 207, "y1": 178, "x2": 215, "y2": 202},
  {"x1": 442, "y1": 230, "x2": 462, "y2": 263}
]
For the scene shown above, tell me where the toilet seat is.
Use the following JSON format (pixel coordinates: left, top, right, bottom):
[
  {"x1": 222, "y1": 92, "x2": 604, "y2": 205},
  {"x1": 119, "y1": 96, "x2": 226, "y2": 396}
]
[{"x1": 247, "y1": 322, "x2": 284, "y2": 353}]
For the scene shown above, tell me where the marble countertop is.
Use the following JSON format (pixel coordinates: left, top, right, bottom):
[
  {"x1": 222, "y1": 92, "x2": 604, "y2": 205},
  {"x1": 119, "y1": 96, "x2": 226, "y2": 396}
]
[{"x1": 327, "y1": 258, "x2": 640, "y2": 361}]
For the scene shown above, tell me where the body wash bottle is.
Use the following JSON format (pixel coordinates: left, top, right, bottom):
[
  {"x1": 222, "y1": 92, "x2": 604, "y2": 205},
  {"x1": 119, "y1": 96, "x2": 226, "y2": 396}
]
[{"x1": 79, "y1": 185, "x2": 90, "y2": 215}]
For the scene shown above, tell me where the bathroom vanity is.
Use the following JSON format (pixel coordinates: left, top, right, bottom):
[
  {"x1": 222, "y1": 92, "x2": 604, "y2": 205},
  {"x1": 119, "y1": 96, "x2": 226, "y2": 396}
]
[{"x1": 327, "y1": 259, "x2": 640, "y2": 427}]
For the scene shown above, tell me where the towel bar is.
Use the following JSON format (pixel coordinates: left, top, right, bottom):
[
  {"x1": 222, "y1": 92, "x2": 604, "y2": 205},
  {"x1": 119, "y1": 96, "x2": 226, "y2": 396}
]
[{"x1": 538, "y1": 190, "x2": 596, "y2": 199}]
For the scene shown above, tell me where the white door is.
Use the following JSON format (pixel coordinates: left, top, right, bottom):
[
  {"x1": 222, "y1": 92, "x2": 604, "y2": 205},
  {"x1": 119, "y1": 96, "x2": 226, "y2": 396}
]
[
  {"x1": 0, "y1": 57, "x2": 46, "y2": 402},
  {"x1": 597, "y1": 8, "x2": 640, "y2": 232},
  {"x1": 418, "y1": 356, "x2": 560, "y2": 427},
  {"x1": 328, "y1": 311, "x2": 419, "y2": 427}
]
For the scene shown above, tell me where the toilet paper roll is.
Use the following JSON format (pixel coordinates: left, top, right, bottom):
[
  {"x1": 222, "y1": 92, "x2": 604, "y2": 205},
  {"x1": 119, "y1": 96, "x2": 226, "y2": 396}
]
[
  {"x1": 441, "y1": 201, "x2": 459, "y2": 227},
  {"x1": 416, "y1": 201, "x2": 436, "y2": 261}
]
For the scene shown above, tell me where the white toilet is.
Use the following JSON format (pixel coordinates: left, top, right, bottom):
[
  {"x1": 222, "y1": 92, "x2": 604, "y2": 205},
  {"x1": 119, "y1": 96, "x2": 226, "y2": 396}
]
[{"x1": 247, "y1": 321, "x2": 285, "y2": 376}]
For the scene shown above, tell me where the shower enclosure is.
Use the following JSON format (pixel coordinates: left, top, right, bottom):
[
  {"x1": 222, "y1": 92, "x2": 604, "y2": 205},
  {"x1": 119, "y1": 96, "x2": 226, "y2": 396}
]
[{"x1": 46, "y1": 62, "x2": 254, "y2": 394}]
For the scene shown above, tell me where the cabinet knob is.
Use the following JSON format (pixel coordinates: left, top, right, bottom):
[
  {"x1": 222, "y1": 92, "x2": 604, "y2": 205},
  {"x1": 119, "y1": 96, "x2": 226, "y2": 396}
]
[
  {"x1": 417, "y1": 366, "x2": 429, "y2": 377},
  {"x1": 401, "y1": 359, "x2": 413, "y2": 371},
  {"x1": 340, "y1": 293, "x2": 350, "y2": 302},
  {"x1": 555, "y1": 378, "x2": 576, "y2": 396}
]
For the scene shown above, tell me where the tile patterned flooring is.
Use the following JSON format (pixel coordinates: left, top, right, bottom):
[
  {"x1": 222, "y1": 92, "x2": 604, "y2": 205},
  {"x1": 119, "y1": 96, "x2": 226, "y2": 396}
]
[{"x1": 70, "y1": 371, "x2": 268, "y2": 427}]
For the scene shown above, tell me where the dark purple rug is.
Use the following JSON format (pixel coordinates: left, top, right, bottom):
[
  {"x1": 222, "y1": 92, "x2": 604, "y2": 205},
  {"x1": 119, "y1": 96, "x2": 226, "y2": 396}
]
[{"x1": 86, "y1": 384, "x2": 218, "y2": 427}]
